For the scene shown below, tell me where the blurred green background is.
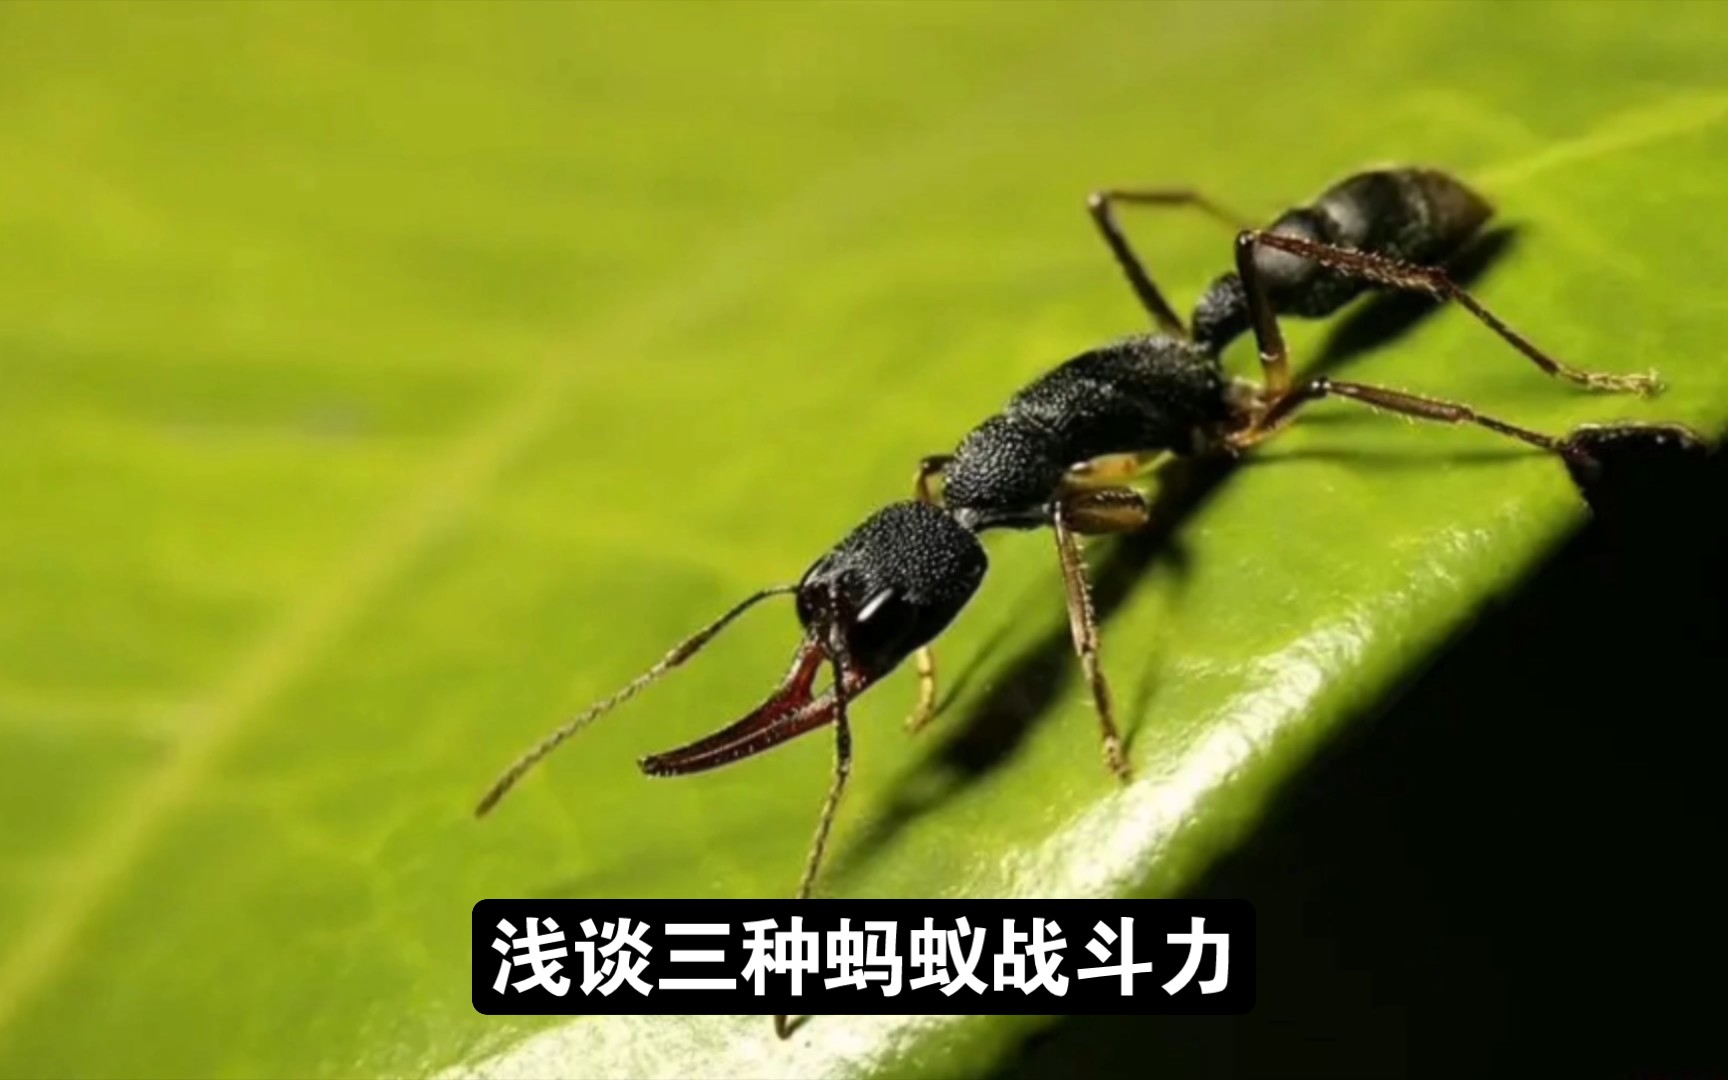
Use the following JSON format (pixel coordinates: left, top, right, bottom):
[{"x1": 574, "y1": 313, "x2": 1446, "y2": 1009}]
[{"x1": 3, "y1": 2, "x2": 1727, "y2": 1077}]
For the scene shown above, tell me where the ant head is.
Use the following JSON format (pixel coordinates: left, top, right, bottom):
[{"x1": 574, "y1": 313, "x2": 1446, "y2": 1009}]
[
  {"x1": 796, "y1": 500, "x2": 988, "y2": 677},
  {"x1": 635, "y1": 501, "x2": 987, "y2": 779},
  {"x1": 1561, "y1": 421, "x2": 1714, "y2": 518}
]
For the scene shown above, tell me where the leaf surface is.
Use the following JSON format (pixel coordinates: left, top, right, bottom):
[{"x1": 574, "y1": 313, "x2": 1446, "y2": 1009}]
[{"x1": 2, "y1": 3, "x2": 1727, "y2": 1077}]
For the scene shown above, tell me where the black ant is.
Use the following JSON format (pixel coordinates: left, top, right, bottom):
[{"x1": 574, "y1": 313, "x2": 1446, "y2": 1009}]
[
  {"x1": 477, "y1": 168, "x2": 1691, "y2": 954},
  {"x1": 903, "y1": 166, "x2": 1669, "y2": 778}
]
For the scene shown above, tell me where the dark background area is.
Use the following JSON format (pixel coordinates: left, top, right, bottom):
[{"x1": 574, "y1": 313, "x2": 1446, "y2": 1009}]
[{"x1": 1002, "y1": 431, "x2": 1728, "y2": 1078}]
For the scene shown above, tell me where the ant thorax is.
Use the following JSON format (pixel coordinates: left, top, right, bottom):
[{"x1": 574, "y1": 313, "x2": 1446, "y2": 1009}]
[{"x1": 941, "y1": 335, "x2": 1233, "y2": 529}]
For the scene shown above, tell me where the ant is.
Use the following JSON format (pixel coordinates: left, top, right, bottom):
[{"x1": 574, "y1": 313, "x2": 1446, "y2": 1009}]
[
  {"x1": 903, "y1": 166, "x2": 1667, "y2": 776},
  {"x1": 477, "y1": 169, "x2": 1691, "y2": 1022}
]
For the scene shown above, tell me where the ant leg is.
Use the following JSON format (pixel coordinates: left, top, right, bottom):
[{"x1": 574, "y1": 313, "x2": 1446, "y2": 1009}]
[
  {"x1": 906, "y1": 647, "x2": 939, "y2": 735},
  {"x1": 794, "y1": 685, "x2": 853, "y2": 902},
  {"x1": 1239, "y1": 375, "x2": 1575, "y2": 459},
  {"x1": 1065, "y1": 450, "x2": 1165, "y2": 490},
  {"x1": 1234, "y1": 230, "x2": 1296, "y2": 396},
  {"x1": 1241, "y1": 230, "x2": 1661, "y2": 395},
  {"x1": 905, "y1": 454, "x2": 953, "y2": 734},
  {"x1": 777, "y1": 614, "x2": 858, "y2": 1039},
  {"x1": 1052, "y1": 493, "x2": 1137, "y2": 781},
  {"x1": 1088, "y1": 188, "x2": 1251, "y2": 338},
  {"x1": 1060, "y1": 485, "x2": 1154, "y2": 533}
]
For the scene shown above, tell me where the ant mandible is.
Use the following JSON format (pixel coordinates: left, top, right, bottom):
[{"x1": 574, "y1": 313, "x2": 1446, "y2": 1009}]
[{"x1": 477, "y1": 168, "x2": 1686, "y2": 941}]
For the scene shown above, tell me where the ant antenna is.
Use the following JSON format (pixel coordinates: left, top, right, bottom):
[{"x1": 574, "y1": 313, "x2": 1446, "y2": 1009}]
[{"x1": 475, "y1": 583, "x2": 798, "y2": 817}]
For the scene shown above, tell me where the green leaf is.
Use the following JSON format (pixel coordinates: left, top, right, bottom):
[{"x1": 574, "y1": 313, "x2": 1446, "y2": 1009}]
[{"x1": 3, "y1": 3, "x2": 1727, "y2": 1077}]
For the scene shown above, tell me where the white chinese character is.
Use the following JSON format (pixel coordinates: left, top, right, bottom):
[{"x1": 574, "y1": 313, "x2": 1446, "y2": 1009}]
[
  {"x1": 1077, "y1": 917, "x2": 1152, "y2": 994},
  {"x1": 490, "y1": 916, "x2": 572, "y2": 996},
  {"x1": 570, "y1": 917, "x2": 653, "y2": 996},
  {"x1": 994, "y1": 917, "x2": 1069, "y2": 995},
  {"x1": 739, "y1": 916, "x2": 820, "y2": 995},
  {"x1": 909, "y1": 916, "x2": 987, "y2": 996},
  {"x1": 658, "y1": 922, "x2": 736, "y2": 991},
  {"x1": 823, "y1": 919, "x2": 902, "y2": 995},
  {"x1": 1162, "y1": 916, "x2": 1229, "y2": 995}
]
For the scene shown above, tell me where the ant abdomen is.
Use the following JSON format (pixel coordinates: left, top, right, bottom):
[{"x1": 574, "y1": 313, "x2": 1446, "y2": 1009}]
[
  {"x1": 1310, "y1": 168, "x2": 1492, "y2": 269},
  {"x1": 1193, "y1": 167, "x2": 1494, "y2": 346}
]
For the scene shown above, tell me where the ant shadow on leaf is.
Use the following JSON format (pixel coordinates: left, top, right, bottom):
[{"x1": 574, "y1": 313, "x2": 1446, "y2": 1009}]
[{"x1": 831, "y1": 227, "x2": 1527, "y2": 885}]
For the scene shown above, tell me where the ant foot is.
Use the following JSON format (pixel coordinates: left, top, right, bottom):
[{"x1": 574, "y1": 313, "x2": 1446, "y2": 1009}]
[
  {"x1": 1103, "y1": 737, "x2": 1132, "y2": 783},
  {"x1": 1582, "y1": 368, "x2": 1663, "y2": 397}
]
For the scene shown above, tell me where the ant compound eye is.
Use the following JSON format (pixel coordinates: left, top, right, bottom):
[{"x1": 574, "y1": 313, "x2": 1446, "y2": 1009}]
[{"x1": 794, "y1": 579, "x2": 828, "y2": 630}]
